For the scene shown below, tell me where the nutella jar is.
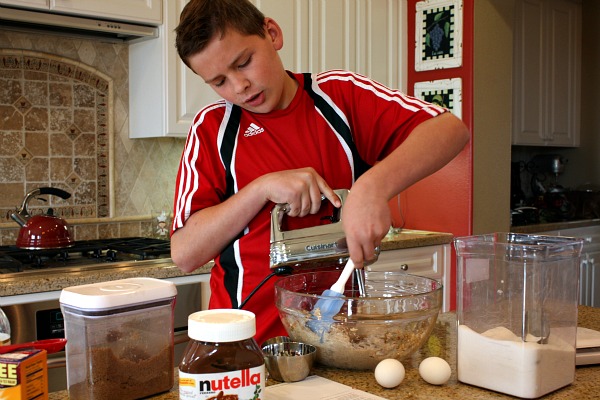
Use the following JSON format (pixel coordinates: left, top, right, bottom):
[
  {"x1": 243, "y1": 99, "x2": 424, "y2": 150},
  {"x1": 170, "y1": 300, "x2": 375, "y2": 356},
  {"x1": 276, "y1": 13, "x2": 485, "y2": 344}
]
[{"x1": 179, "y1": 309, "x2": 265, "y2": 400}]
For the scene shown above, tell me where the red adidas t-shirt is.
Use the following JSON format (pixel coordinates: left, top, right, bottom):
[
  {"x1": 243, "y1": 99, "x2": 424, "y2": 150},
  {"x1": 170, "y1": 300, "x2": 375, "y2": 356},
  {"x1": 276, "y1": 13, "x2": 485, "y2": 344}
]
[{"x1": 172, "y1": 70, "x2": 445, "y2": 344}]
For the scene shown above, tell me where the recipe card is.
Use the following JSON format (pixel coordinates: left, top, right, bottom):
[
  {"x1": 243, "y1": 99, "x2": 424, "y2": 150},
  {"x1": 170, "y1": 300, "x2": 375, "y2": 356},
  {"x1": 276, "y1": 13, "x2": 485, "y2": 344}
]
[{"x1": 265, "y1": 375, "x2": 387, "y2": 400}]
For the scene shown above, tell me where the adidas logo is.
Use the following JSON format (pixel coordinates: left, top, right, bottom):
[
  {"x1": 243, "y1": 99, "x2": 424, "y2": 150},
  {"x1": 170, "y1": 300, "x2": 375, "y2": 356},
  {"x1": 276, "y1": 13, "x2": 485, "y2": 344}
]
[{"x1": 244, "y1": 123, "x2": 264, "y2": 137}]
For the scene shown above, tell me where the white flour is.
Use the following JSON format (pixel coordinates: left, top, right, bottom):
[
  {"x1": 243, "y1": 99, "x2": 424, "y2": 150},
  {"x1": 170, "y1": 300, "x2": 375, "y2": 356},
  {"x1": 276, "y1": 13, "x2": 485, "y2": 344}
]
[{"x1": 457, "y1": 325, "x2": 575, "y2": 398}]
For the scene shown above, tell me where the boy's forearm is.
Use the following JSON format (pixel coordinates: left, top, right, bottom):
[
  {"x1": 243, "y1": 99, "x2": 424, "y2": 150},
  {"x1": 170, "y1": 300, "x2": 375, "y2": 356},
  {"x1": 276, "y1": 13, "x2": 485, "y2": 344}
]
[
  {"x1": 341, "y1": 112, "x2": 469, "y2": 265},
  {"x1": 358, "y1": 112, "x2": 469, "y2": 198},
  {"x1": 171, "y1": 183, "x2": 268, "y2": 272},
  {"x1": 170, "y1": 167, "x2": 340, "y2": 272}
]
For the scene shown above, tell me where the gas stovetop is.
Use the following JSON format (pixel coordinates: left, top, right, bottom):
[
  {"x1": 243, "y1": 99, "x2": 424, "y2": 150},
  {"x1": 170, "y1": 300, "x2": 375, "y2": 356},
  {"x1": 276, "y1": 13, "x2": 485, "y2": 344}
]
[{"x1": 0, "y1": 237, "x2": 171, "y2": 275}]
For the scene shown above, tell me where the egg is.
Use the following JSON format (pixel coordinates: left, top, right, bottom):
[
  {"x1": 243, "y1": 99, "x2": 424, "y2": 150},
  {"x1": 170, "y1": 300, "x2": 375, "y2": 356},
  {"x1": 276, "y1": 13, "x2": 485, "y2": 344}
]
[
  {"x1": 374, "y1": 358, "x2": 405, "y2": 388},
  {"x1": 418, "y1": 357, "x2": 451, "y2": 385}
]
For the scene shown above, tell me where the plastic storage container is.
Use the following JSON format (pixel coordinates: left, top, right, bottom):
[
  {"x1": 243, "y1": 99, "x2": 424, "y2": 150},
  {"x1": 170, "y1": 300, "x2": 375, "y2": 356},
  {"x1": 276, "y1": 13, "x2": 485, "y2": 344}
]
[
  {"x1": 454, "y1": 233, "x2": 583, "y2": 399},
  {"x1": 60, "y1": 277, "x2": 177, "y2": 400},
  {"x1": 0, "y1": 307, "x2": 10, "y2": 345}
]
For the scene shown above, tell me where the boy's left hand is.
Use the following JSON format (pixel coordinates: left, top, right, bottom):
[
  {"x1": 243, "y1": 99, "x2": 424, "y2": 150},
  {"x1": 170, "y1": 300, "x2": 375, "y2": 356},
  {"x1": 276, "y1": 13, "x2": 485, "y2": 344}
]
[{"x1": 342, "y1": 188, "x2": 391, "y2": 268}]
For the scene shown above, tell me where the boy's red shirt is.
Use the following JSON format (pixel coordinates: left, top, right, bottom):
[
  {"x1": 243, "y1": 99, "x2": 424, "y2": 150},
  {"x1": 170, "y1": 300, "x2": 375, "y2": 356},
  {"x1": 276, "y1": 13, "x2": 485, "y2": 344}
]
[{"x1": 172, "y1": 70, "x2": 444, "y2": 344}]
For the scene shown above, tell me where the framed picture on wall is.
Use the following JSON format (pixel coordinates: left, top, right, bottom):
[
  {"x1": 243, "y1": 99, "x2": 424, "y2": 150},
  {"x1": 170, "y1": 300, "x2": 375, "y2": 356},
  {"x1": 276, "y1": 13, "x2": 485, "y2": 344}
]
[
  {"x1": 414, "y1": 78, "x2": 462, "y2": 119},
  {"x1": 415, "y1": 0, "x2": 463, "y2": 71}
]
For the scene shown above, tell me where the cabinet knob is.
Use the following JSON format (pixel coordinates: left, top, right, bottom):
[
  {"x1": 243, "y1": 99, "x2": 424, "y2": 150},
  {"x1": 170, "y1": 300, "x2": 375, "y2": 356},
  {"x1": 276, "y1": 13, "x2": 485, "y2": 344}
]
[{"x1": 400, "y1": 264, "x2": 408, "y2": 271}]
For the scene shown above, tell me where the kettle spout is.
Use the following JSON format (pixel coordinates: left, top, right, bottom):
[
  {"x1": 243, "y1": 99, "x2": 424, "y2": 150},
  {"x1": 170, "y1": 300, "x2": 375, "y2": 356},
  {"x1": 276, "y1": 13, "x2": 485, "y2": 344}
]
[{"x1": 10, "y1": 211, "x2": 27, "y2": 227}]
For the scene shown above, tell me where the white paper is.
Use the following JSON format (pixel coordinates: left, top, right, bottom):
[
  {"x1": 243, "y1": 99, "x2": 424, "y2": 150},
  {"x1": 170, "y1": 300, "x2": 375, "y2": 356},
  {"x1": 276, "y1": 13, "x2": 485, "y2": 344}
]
[
  {"x1": 577, "y1": 327, "x2": 600, "y2": 349},
  {"x1": 265, "y1": 375, "x2": 387, "y2": 400}
]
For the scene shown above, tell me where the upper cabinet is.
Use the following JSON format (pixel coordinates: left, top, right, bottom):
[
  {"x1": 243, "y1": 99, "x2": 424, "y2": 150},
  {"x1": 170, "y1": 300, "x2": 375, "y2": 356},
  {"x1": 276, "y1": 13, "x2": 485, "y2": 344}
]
[
  {"x1": 129, "y1": 0, "x2": 214, "y2": 138},
  {"x1": 129, "y1": 0, "x2": 404, "y2": 138},
  {"x1": 0, "y1": 0, "x2": 162, "y2": 25},
  {"x1": 0, "y1": 0, "x2": 48, "y2": 8},
  {"x1": 512, "y1": 0, "x2": 581, "y2": 147}
]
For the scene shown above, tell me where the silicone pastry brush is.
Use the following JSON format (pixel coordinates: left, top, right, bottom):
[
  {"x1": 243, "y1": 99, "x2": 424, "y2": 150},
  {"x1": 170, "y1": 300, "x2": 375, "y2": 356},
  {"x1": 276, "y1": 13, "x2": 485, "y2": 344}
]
[{"x1": 307, "y1": 259, "x2": 355, "y2": 336}]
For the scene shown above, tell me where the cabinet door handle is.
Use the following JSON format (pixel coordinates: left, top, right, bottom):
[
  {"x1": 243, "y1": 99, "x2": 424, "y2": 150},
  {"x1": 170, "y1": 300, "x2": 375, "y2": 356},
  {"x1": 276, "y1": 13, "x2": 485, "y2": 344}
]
[{"x1": 400, "y1": 264, "x2": 408, "y2": 271}]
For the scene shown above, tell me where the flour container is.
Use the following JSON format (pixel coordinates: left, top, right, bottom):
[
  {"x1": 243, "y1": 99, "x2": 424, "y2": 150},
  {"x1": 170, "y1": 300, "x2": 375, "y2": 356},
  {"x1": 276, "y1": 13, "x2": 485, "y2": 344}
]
[
  {"x1": 60, "y1": 277, "x2": 177, "y2": 400},
  {"x1": 454, "y1": 233, "x2": 583, "y2": 399}
]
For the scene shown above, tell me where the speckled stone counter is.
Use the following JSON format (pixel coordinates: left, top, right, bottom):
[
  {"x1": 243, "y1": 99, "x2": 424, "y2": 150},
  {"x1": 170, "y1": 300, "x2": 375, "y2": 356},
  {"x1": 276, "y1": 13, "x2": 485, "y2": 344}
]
[
  {"x1": 48, "y1": 306, "x2": 600, "y2": 400},
  {"x1": 511, "y1": 218, "x2": 600, "y2": 234},
  {"x1": 380, "y1": 228, "x2": 453, "y2": 250},
  {"x1": 1, "y1": 229, "x2": 453, "y2": 298},
  {"x1": 0, "y1": 260, "x2": 214, "y2": 297}
]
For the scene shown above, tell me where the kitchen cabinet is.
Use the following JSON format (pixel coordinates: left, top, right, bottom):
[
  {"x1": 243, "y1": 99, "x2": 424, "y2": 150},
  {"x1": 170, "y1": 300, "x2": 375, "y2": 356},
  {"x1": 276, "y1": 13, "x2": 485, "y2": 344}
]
[
  {"x1": 129, "y1": 0, "x2": 403, "y2": 138},
  {"x1": 366, "y1": 244, "x2": 451, "y2": 312},
  {"x1": 0, "y1": 0, "x2": 162, "y2": 25},
  {"x1": 0, "y1": 0, "x2": 47, "y2": 8},
  {"x1": 559, "y1": 226, "x2": 600, "y2": 307},
  {"x1": 512, "y1": 0, "x2": 581, "y2": 147},
  {"x1": 537, "y1": 225, "x2": 600, "y2": 307},
  {"x1": 129, "y1": 0, "x2": 207, "y2": 138}
]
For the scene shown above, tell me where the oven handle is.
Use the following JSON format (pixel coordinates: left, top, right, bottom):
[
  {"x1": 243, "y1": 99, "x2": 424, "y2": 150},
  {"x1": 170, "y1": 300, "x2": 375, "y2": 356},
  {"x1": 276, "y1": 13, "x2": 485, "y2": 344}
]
[
  {"x1": 47, "y1": 331, "x2": 190, "y2": 369},
  {"x1": 48, "y1": 356, "x2": 66, "y2": 369},
  {"x1": 174, "y1": 331, "x2": 190, "y2": 345}
]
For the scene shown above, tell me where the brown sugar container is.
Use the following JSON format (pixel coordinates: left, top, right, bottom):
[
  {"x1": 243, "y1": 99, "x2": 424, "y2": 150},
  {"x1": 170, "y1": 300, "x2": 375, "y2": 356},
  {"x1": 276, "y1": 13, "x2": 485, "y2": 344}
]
[
  {"x1": 179, "y1": 309, "x2": 265, "y2": 400},
  {"x1": 59, "y1": 277, "x2": 177, "y2": 400}
]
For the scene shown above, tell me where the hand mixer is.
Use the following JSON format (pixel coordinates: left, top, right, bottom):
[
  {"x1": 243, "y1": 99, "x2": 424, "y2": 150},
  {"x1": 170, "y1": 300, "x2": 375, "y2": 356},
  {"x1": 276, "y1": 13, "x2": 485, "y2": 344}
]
[{"x1": 240, "y1": 189, "x2": 377, "y2": 309}]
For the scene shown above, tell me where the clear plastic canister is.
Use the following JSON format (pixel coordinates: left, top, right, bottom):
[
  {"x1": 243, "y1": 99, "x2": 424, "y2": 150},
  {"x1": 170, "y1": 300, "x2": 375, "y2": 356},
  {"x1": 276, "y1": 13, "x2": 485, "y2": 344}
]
[
  {"x1": 454, "y1": 233, "x2": 583, "y2": 399},
  {"x1": 60, "y1": 277, "x2": 177, "y2": 400},
  {"x1": 0, "y1": 307, "x2": 10, "y2": 345}
]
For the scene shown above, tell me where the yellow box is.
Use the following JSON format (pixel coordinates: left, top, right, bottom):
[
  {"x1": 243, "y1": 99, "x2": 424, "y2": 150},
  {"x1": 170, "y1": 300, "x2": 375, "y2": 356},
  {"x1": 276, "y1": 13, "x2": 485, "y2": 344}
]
[{"x1": 0, "y1": 349, "x2": 48, "y2": 400}]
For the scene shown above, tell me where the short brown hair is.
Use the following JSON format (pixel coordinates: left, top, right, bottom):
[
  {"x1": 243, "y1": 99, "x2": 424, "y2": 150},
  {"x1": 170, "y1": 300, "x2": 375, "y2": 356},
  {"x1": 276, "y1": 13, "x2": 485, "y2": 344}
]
[{"x1": 175, "y1": 0, "x2": 266, "y2": 69}]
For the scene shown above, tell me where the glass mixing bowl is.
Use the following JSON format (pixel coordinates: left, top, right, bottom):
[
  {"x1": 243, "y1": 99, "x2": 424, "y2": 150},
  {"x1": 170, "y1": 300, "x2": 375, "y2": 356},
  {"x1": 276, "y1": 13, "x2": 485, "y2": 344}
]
[{"x1": 274, "y1": 270, "x2": 442, "y2": 370}]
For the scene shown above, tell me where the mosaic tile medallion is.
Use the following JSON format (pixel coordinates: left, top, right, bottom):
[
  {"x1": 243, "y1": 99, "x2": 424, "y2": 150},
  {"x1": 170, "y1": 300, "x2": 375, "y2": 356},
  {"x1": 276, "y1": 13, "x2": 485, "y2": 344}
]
[{"x1": 0, "y1": 49, "x2": 113, "y2": 221}]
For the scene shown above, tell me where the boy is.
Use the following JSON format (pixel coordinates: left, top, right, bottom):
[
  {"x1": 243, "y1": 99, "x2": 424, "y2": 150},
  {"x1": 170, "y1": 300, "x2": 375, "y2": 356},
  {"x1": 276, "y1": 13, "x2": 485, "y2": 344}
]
[{"x1": 171, "y1": 0, "x2": 469, "y2": 344}]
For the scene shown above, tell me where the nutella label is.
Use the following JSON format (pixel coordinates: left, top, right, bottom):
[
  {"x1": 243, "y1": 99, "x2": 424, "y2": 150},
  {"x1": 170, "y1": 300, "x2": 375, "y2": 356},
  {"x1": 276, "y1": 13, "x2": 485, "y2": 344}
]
[{"x1": 179, "y1": 365, "x2": 265, "y2": 400}]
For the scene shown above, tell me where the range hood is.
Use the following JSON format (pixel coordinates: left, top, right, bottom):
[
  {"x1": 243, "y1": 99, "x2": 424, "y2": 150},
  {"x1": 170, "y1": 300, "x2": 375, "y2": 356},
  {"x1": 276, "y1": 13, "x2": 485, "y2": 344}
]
[{"x1": 0, "y1": 6, "x2": 158, "y2": 42}]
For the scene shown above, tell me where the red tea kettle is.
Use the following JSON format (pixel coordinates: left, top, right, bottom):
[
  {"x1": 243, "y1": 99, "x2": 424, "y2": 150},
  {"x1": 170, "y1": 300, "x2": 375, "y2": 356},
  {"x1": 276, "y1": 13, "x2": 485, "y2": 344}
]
[{"x1": 10, "y1": 187, "x2": 73, "y2": 249}]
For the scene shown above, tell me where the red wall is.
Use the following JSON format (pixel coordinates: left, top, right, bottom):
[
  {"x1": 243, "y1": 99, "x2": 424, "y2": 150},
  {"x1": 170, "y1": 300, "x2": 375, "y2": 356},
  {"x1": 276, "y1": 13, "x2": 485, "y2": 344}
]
[{"x1": 392, "y1": 0, "x2": 474, "y2": 309}]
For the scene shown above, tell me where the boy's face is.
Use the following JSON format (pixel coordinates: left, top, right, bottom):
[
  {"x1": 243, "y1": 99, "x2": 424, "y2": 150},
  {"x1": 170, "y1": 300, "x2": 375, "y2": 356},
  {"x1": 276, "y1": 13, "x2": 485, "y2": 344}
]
[{"x1": 187, "y1": 19, "x2": 295, "y2": 114}]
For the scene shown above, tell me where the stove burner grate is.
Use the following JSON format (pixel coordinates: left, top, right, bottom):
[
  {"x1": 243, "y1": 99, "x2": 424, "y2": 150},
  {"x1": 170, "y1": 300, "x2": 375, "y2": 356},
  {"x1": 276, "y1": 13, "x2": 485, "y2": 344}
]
[
  {"x1": 0, "y1": 237, "x2": 171, "y2": 273},
  {"x1": 0, "y1": 254, "x2": 22, "y2": 272},
  {"x1": 102, "y1": 237, "x2": 171, "y2": 260}
]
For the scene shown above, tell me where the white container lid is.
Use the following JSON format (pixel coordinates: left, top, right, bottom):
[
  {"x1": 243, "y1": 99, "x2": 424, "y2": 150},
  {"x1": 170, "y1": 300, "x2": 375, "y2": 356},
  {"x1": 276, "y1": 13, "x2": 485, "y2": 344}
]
[
  {"x1": 59, "y1": 277, "x2": 177, "y2": 310},
  {"x1": 188, "y1": 309, "x2": 256, "y2": 343}
]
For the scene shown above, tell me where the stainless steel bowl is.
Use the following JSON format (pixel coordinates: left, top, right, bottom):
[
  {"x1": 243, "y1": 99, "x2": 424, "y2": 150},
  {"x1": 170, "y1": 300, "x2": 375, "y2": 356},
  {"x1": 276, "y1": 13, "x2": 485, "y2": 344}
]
[
  {"x1": 262, "y1": 341, "x2": 316, "y2": 382},
  {"x1": 261, "y1": 335, "x2": 291, "y2": 348}
]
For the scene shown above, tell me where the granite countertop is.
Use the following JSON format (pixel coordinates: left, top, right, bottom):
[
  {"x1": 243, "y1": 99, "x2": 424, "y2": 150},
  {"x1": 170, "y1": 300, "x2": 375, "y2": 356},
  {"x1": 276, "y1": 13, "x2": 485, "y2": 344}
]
[
  {"x1": 49, "y1": 305, "x2": 600, "y2": 400},
  {"x1": 380, "y1": 228, "x2": 453, "y2": 250},
  {"x1": 0, "y1": 260, "x2": 214, "y2": 298},
  {"x1": 511, "y1": 218, "x2": 600, "y2": 234},
  {"x1": 0, "y1": 229, "x2": 453, "y2": 298}
]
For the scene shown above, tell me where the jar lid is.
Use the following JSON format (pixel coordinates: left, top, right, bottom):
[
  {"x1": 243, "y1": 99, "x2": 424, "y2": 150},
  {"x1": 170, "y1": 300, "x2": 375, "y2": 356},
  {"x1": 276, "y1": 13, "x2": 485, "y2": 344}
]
[
  {"x1": 188, "y1": 309, "x2": 256, "y2": 343},
  {"x1": 59, "y1": 277, "x2": 177, "y2": 310}
]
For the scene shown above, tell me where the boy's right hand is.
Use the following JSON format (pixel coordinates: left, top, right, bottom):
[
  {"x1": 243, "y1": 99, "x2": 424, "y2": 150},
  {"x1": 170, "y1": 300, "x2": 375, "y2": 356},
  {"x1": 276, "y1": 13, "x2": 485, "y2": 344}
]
[
  {"x1": 258, "y1": 167, "x2": 341, "y2": 217},
  {"x1": 172, "y1": 167, "x2": 340, "y2": 273}
]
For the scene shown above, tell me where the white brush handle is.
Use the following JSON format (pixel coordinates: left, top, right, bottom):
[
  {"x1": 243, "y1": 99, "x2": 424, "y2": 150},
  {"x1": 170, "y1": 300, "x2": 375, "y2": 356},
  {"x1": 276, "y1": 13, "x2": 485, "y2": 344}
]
[{"x1": 330, "y1": 259, "x2": 355, "y2": 294}]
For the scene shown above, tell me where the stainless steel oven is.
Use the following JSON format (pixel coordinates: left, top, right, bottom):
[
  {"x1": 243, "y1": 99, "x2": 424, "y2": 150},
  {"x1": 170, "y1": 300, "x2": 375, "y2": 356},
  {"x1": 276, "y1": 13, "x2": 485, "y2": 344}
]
[{"x1": 0, "y1": 238, "x2": 211, "y2": 392}]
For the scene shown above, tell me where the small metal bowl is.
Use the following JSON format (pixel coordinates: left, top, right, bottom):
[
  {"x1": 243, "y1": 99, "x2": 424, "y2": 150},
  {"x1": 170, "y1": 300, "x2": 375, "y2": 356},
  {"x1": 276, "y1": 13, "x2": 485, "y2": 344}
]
[
  {"x1": 262, "y1": 341, "x2": 316, "y2": 382},
  {"x1": 261, "y1": 335, "x2": 291, "y2": 348}
]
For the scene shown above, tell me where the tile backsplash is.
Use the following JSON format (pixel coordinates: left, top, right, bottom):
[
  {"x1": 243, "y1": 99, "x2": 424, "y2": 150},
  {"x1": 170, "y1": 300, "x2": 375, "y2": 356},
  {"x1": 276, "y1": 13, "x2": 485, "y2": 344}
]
[
  {"x1": 0, "y1": 28, "x2": 184, "y2": 245},
  {"x1": 1, "y1": 49, "x2": 112, "y2": 219}
]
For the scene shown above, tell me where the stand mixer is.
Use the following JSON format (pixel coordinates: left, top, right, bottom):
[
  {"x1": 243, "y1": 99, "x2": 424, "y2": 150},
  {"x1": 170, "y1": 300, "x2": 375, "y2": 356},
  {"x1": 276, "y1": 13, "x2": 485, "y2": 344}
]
[
  {"x1": 530, "y1": 154, "x2": 575, "y2": 221},
  {"x1": 530, "y1": 154, "x2": 568, "y2": 193},
  {"x1": 549, "y1": 154, "x2": 567, "y2": 191}
]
